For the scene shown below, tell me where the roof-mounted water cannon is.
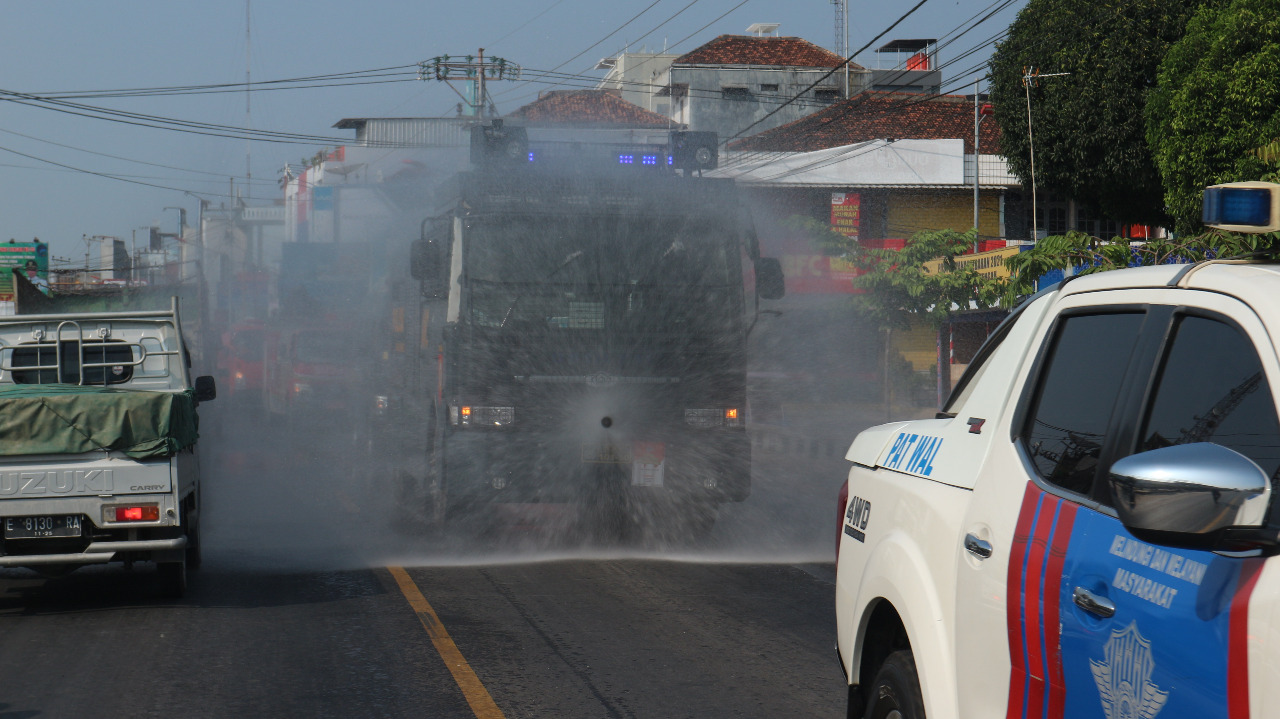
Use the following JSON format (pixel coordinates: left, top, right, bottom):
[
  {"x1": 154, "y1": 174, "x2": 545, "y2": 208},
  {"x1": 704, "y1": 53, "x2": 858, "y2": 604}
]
[
  {"x1": 669, "y1": 131, "x2": 718, "y2": 173},
  {"x1": 468, "y1": 123, "x2": 720, "y2": 175},
  {"x1": 470, "y1": 119, "x2": 529, "y2": 166},
  {"x1": 1203, "y1": 181, "x2": 1280, "y2": 233}
]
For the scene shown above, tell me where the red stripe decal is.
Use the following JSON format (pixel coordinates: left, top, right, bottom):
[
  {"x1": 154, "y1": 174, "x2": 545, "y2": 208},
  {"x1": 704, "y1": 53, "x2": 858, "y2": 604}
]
[
  {"x1": 1006, "y1": 483, "x2": 1041, "y2": 719},
  {"x1": 1227, "y1": 558, "x2": 1264, "y2": 718},
  {"x1": 1043, "y1": 501, "x2": 1077, "y2": 719},
  {"x1": 1022, "y1": 497, "x2": 1057, "y2": 717}
]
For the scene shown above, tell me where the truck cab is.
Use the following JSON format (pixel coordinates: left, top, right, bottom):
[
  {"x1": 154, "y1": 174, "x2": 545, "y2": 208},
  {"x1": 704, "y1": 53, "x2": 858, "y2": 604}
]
[{"x1": 836, "y1": 260, "x2": 1280, "y2": 718}]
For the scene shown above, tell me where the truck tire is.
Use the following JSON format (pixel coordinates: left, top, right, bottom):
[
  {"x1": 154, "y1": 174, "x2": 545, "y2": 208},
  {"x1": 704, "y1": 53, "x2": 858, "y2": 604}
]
[
  {"x1": 185, "y1": 520, "x2": 202, "y2": 571},
  {"x1": 863, "y1": 650, "x2": 925, "y2": 719},
  {"x1": 157, "y1": 556, "x2": 187, "y2": 599}
]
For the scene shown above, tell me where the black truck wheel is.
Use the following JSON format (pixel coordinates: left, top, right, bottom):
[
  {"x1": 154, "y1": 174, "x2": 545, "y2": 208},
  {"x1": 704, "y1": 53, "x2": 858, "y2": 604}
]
[
  {"x1": 863, "y1": 650, "x2": 925, "y2": 719},
  {"x1": 157, "y1": 556, "x2": 187, "y2": 599}
]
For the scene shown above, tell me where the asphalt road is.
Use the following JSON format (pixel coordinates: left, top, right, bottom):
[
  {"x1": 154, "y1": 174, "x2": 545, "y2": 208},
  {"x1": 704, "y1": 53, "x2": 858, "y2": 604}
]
[{"x1": 0, "y1": 401, "x2": 880, "y2": 718}]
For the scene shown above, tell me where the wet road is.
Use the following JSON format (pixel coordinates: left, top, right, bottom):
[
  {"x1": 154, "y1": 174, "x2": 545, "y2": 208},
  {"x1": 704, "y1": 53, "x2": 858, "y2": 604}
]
[{"x1": 0, "y1": 400, "x2": 898, "y2": 718}]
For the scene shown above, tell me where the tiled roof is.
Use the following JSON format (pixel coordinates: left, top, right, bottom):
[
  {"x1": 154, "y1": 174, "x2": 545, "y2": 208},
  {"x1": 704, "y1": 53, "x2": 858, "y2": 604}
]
[
  {"x1": 506, "y1": 90, "x2": 671, "y2": 127},
  {"x1": 729, "y1": 91, "x2": 1000, "y2": 154},
  {"x1": 675, "y1": 35, "x2": 859, "y2": 69}
]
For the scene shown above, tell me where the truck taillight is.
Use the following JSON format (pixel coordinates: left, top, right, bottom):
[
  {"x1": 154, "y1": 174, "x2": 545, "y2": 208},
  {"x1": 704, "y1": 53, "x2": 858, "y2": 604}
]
[
  {"x1": 684, "y1": 408, "x2": 743, "y2": 428},
  {"x1": 451, "y1": 405, "x2": 514, "y2": 426},
  {"x1": 836, "y1": 481, "x2": 849, "y2": 565},
  {"x1": 112, "y1": 505, "x2": 160, "y2": 522}
]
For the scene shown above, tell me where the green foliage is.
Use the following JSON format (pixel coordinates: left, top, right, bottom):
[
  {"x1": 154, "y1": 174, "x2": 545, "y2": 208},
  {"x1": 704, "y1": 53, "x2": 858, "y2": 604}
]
[
  {"x1": 845, "y1": 229, "x2": 1006, "y2": 330},
  {"x1": 988, "y1": 0, "x2": 1212, "y2": 224},
  {"x1": 1146, "y1": 0, "x2": 1280, "y2": 233},
  {"x1": 1002, "y1": 229, "x2": 1274, "y2": 303}
]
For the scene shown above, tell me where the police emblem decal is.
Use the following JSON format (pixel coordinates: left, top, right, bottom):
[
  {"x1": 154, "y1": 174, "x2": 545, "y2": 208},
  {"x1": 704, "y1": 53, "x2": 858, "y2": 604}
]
[{"x1": 1090, "y1": 621, "x2": 1169, "y2": 719}]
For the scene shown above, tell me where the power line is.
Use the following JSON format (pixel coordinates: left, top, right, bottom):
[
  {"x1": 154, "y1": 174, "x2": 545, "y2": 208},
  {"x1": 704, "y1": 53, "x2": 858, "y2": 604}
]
[
  {"x1": 493, "y1": 0, "x2": 749, "y2": 108},
  {"x1": 0, "y1": 126, "x2": 276, "y2": 184},
  {"x1": 0, "y1": 142, "x2": 249, "y2": 200},
  {"x1": 725, "y1": 0, "x2": 933, "y2": 144}
]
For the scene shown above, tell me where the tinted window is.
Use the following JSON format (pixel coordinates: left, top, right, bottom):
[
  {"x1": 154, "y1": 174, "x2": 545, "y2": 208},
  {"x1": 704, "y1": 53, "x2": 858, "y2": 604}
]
[
  {"x1": 1136, "y1": 315, "x2": 1280, "y2": 482},
  {"x1": 1023, "y1": 313, "x2": 1145, "y2": 496}
]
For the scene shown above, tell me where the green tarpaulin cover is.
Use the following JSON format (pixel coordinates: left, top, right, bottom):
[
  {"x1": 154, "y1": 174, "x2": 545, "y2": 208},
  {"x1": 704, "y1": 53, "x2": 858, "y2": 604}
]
[{"x1": 0, "y1": 384, "x2": 198, "y2": 459}]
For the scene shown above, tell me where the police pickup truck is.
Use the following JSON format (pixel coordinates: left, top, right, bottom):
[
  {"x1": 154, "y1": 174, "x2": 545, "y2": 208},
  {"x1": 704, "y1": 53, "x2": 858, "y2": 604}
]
[
  {"x1": 836, "y1": 184, "x2": 1280, "y2": 718},
  {"x1": 0, "y1": 299, "x2": 215, "y2": 596}
]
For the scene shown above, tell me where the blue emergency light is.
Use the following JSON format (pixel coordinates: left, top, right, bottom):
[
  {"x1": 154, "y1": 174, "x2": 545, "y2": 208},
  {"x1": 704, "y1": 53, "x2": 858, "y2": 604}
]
[{"x1": 1202, "y1": 182, "x2": 1280, "y2": 232}]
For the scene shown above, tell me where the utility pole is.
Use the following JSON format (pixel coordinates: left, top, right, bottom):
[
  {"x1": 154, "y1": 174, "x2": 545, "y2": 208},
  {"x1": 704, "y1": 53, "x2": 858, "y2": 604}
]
[
  {"x1": 972, "y1": 79, "x2": 992, "y2": 252},
  {"x1": 419, "y1": 50, "x2": 522, "y2": 119}
]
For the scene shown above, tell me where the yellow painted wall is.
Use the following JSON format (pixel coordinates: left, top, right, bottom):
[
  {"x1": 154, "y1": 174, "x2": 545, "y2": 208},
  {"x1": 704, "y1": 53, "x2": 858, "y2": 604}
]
[
  {"x1": 886, "y1": 191, "x2": 1001, "y2": 238},
  {"x1": 893, "y1": 323, "x2": 937, "y2": 372}
]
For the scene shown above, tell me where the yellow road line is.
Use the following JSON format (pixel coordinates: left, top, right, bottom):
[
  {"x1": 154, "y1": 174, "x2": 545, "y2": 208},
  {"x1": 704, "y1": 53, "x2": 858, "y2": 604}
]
[{"x1": 388, "y1": 565, "x2": 506, "y2": 719}]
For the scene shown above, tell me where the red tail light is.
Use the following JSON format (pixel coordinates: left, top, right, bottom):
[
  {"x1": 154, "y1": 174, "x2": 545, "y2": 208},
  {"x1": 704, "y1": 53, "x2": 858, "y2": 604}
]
[
  {"x1": 836, "y1": 480, "x2": 849, "y2": 564},
  {"x1": 115, "y1": 505, "x2": 160, "y2": 522}
]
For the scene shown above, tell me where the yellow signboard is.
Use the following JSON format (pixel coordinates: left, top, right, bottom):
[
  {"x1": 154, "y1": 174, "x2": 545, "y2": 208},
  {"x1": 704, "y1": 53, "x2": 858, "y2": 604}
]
[{"x1": 922, "y1": 245, "x2": 1021, "y2": 279}]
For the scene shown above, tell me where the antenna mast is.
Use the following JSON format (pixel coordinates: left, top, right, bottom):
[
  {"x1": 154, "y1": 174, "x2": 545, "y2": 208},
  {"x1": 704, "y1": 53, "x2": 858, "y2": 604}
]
[
  {"x1": 244, "y1": 0, "x2": 252, "y2": 192},
  {"x1": 832, "y1": 0, "x2": 849, "y2": 94}
]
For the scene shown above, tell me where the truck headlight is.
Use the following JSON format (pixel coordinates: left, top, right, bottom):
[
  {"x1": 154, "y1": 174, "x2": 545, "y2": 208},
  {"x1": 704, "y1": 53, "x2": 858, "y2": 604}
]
[
  {"x1": 451, "y1": 405, "x2": 515, "y2": 427},
  {"x1": 293, "y1": 381, "x2": 311, "y2": 395},
  {"x1": 685, "y1": 408, "x2": 742, "y2": 428}
]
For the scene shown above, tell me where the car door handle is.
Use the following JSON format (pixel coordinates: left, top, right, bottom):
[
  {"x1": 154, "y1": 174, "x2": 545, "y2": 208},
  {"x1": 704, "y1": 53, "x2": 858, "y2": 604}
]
[
  {"x1": 1073, "y1": 587, "x2": 1116, "y2": 618},
  {"x1": 964, "y1": 533, "x2": 993, "y2": 559}
]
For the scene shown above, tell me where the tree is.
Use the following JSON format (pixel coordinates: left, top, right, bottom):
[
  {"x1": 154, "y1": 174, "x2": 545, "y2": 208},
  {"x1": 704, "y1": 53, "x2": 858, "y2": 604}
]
[
  {"x1": 1146, "y1": 0, "x2": 1280, "y2": 233},
  {"x1": 788, "y1": 217, "x2": 1006, "y2": 327},
  {"x1": 1001, "y1": 229, "x2": 1273, "y2": 303},
  {"x1": 988, "y1": 0, "x2": 1214, "y2": 225},
  {"x1": 846, "y1": 229, "x2": 1006, "y2": 329}
]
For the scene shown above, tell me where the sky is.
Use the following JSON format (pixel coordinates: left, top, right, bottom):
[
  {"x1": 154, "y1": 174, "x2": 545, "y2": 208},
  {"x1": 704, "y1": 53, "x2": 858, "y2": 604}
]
[{"x1": 0, "y1": 0, "x2": 1024, "y2": 263}]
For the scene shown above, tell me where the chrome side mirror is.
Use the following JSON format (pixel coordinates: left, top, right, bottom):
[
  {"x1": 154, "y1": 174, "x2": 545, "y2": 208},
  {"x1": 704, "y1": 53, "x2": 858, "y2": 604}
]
[{"x1": 1109, "y1": 443, "x2": 1270, "y2": 538}]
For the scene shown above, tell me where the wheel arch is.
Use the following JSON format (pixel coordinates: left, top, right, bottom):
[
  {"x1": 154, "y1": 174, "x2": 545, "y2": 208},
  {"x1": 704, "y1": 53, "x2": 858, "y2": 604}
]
[{"x1": 848, "y1": 532, "x2": 958, "y2": 718}]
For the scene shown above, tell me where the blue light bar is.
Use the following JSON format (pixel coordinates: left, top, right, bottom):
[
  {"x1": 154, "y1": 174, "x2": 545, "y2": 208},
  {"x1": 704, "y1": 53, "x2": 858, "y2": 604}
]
[
  {"x1": 618, "y1": 154, "x2": 635, "y2": 165},
  {"x1": 1203, "y1": 187, "x2": 1270, "y2": 226},
  {"x1": 528, "y1": 151, "x2": 537, "y2": 162},
  {"x1": 642, "y1": 154, "x2": 658, "y2": 166}
]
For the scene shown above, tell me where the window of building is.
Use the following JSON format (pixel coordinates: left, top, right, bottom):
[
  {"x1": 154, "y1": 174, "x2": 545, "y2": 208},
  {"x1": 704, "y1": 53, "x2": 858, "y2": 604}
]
[
  {"x1": 1027, "y1": 193, "x2": 1069, "y2": 237},
  {"x1": 722, "y1": 87, "x2": 752, "y2": 102},
  {"x1": 815, "y1": 88, "x2": 840, "y2": 104},
  {"x1": 1022, "y1": 312, "x2": 1146, "y2": 497},
  {"x1": 1074, "y1": 205, "x2": 1123, "y2": 240},
  {"x1": 760, "y1": 83, "x2": 780, "y2": 93}
]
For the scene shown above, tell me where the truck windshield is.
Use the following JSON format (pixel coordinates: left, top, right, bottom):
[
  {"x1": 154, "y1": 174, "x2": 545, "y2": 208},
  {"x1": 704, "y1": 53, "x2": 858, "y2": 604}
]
[
  {"x1": 466, "y1": 215, "x2": 740, "y2": 333},
  {"x1": 293, "y1": 332, "x2": 352, "y2": 365}
]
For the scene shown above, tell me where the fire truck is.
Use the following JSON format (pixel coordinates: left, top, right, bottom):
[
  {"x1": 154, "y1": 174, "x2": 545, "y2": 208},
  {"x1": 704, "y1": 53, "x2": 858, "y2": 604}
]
[{"x1": 397, "y1": 123, "x2": 784, "y2": 537}]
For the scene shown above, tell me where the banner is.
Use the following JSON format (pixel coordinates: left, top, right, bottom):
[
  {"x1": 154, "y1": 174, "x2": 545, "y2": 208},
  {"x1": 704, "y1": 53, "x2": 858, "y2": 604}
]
[
  {"x1": 830, "y1": 192, "x2": 861, "y2": 239},
  {"x1": 0, "y1": 242, "x2": 49, "y2": 300}
]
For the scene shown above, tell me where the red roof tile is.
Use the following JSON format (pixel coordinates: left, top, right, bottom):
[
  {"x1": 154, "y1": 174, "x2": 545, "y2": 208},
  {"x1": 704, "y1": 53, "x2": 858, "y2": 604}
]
[
  {"x1": 729, "y1": 91, "x2": 1000, "y2": 154},
  {"x1": 507, "y1": 90, "x2": 671, "y2": 127},
  {"x1": 675, "y1": 35, "x2": 858, "y2": 69}
]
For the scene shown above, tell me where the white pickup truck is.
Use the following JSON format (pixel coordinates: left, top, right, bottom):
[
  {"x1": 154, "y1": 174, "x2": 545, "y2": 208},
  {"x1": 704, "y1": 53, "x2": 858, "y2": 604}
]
[
  {"x1": 0, "y1": 299, "x2": 215, "y2": 596},
  {"x1": 836, "y1": 258, "x2": 1280, "y2": 718}
]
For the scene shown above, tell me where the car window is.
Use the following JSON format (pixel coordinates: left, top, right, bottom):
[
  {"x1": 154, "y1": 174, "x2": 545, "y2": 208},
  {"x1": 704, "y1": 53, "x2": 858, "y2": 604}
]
[
  {"x1": 1022, "y1": 312, "x2": 1146, "y2": 497},
  {"x1": 1134, "y1": 314, "x2": 1280, "y2": 486}
]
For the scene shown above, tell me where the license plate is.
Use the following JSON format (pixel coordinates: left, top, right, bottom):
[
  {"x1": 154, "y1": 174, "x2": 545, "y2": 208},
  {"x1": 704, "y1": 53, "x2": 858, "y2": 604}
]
[
  {"x1": 582, "y1": 442, "x2": 633, "y2": 464},
  {"x1": 4, "y1": 515, "x2": 83, "y2": 539},
  {"x1": 631, "y1": 441, "x2": 666, "y2": 487}
]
